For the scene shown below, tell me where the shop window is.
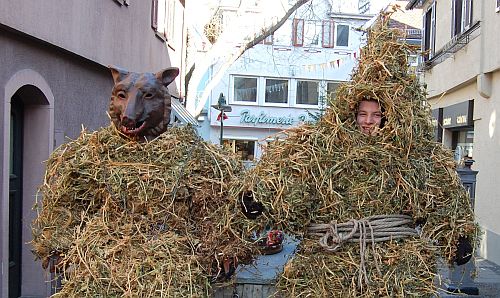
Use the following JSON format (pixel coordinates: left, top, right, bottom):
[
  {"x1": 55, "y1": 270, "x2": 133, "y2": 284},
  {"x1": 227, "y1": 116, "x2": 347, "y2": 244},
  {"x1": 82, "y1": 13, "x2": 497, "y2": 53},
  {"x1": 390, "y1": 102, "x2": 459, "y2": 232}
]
[
  {"x1": 335, "y1": 24, "x2": 349, "y2": 47},
  {"x1": 296, "y1": 80, "x2": 319, "y2": 105},
  {"x1": 422, "y1": 2, "x2": 436, "y2": 61},
  {"x1": 326, "y1": 82, "x2": 340, "y2": 99},
  {"x1": 234, "y1": 77, "x2": 257, "y2": 102},
  {"x1": 265, "y1": 79, "x2": 288, "y2": 104},
  {"x1": 452, "y1": 129, "x2": 474, "y2": 163},
  {"x1": 224, "y1": 140, "x2": 255, "y2": 161},
  {"x1": 452, "y1": 0, "x2": 473, "y2": 37}
]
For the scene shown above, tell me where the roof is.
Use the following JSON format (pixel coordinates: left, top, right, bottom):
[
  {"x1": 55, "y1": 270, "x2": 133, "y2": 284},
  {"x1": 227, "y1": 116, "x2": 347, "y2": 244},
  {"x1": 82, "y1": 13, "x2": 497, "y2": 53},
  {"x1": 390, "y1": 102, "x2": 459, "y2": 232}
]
[{"x1": 171, "y1": 97, "x2": 200, "y2": 126}]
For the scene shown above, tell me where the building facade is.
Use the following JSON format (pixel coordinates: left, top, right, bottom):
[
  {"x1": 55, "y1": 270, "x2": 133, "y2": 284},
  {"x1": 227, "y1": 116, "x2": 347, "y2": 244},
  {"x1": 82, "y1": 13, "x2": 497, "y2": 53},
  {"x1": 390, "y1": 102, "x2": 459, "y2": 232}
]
[
  {"x1": 0, "y1": 0, "x2": 186, "y2": 296},
  {"x1": 197, "y1": 0, "x2": 372, "y2": 165},
  {"x1": 407, "y1": 0, "x2": 500, "y2": 265}
]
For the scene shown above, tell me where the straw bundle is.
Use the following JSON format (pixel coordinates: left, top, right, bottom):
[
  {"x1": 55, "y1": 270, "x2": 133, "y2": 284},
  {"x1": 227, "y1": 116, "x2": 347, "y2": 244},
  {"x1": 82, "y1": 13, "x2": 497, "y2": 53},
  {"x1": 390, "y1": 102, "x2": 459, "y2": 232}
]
[
  {"x1": 233, "y1": 12, "x2": 479, "y2": 297},
  {"x1": 31, "y1": 125, "x2": 254, "y2": 296}
]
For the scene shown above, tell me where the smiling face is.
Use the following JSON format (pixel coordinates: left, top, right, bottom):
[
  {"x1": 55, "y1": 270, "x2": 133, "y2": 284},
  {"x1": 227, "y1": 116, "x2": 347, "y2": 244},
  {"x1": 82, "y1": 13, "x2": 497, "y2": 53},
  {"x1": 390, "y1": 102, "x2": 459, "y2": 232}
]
[{"x1": 356, "y1": 100, "x2": 383, "y2": 135}]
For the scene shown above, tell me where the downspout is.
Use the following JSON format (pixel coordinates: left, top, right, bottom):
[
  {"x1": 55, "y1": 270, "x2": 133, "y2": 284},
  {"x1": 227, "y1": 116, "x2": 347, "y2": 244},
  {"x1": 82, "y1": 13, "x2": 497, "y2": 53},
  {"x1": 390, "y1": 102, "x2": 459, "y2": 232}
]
[{"x1": 477, "y1": 0, "x2": 492, "y2": 98}]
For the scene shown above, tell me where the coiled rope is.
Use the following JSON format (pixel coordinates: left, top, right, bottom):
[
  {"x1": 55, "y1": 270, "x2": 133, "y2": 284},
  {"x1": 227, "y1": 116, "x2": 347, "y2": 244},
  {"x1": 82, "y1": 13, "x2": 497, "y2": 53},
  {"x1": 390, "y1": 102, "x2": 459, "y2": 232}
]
[{"x1": 307, "y1": 214, "x2": 418, "y2": 290}]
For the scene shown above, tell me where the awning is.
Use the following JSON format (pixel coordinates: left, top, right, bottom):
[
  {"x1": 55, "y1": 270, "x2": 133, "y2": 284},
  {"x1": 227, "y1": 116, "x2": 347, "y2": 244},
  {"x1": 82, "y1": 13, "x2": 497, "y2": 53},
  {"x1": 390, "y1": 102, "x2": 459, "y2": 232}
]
[{"x1": 171, "y1": 97, "x2": 200, "y2": 127}]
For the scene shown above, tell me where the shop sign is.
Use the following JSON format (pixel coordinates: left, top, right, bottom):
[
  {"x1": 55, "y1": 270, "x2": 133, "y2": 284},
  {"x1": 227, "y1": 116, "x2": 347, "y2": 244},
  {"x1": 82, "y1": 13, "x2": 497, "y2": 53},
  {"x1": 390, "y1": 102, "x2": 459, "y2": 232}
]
[
  {"x1": 240, "y1": 109, "x2": 313, "y2": 126},
  {"x1": 442, "y1": 100, "x2": 474, "y2": 129}
]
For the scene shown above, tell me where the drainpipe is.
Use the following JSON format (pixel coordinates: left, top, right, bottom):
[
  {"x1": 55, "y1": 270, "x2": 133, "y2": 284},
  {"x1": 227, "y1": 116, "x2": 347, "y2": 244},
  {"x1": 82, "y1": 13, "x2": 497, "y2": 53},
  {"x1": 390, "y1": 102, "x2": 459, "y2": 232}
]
[{"x1": 477, "y1": 1, "x2": 492, "y2": 98}]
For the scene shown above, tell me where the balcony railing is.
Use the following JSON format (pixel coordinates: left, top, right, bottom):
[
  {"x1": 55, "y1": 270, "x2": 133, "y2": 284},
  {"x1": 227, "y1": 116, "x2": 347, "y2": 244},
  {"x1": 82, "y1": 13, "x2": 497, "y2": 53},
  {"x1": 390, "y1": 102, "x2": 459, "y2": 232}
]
[{"x1": 419, "y1": 21, "x2": 480, "y2": 71}]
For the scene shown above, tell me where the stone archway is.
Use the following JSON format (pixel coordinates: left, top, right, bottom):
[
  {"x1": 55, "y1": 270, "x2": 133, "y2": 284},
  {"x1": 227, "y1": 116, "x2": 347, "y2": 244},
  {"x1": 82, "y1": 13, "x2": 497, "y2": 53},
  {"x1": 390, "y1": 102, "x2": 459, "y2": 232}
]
[{"x1": 2, "y1": 69, "x2": 54, "y2": 297}]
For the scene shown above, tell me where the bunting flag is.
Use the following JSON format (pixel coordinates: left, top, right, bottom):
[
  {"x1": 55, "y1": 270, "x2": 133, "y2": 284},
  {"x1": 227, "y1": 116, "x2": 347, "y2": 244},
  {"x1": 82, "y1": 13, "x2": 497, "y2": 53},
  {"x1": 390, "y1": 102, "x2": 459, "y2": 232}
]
[
  {"x1": 216, "y1": 111, "x2": 228, "y2": 121},
  {"x1": 301, "y1": 48, "x2": 362, "y2": 72}
]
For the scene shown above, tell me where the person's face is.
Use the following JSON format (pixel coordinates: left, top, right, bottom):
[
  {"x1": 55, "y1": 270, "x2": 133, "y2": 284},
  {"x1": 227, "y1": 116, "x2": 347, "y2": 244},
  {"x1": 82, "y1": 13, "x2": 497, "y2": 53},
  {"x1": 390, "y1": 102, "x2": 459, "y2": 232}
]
[{"x1": 356, "y1": 100, "x2": 382, "y2": 135}]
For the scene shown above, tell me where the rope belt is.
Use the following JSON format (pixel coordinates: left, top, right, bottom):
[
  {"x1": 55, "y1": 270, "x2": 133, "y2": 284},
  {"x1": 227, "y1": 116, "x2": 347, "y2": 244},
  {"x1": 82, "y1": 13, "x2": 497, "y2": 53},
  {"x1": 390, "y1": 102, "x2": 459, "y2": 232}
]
[{"x1": 307, "y1": 214, "x2": 418, "y2": 290}]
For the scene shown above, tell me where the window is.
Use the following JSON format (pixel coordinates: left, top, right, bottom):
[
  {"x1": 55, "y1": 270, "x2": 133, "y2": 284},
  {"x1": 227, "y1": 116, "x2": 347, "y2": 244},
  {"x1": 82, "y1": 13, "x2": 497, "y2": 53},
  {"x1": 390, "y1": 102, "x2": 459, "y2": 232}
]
[
  {"x1": 304, "y1": 21, "x2": 322, "y2": 46},
  {"x1": 296, "y1": 80, "x2": 319, "y2": 105},
  {"x1": 326, "y1": 82, "x2": 340, "y2": 99},
  {"x1": 234, "y1": 77, "x2": 257, "y2": 103},
  {"x1": 452, "y1": 129, "x2": 474, "y2": 163},
  {"x1": 422, "y1": 2, "x2": 436, "y2": 61},
  {"x1": 224, "y1": 140, "x2": 255, "y2": 161},
  {"x1": 292, "y1": 19, "x2": 304, "y2": 46},
  {"x1": 452, "y1": 0, "x2": 473, "y2": 37},
  {"x1": 497, "y1": 0, "x2": 500, "y2": 12},
  {"x1": 263, "y1": 34, "x2": 273, "y2": 45},
  {"x1": 322, "y1": 20, "x2": 334, "y2": 48},
  {"x1": 265, "y1": 79, "x2": 288, "y2": 104},
  {"x1": 335, "y1": 24, "x2": 349, "y2": 47},
  {"x1": 151, "y1": 0, "x2": 176, "y2": 45}
]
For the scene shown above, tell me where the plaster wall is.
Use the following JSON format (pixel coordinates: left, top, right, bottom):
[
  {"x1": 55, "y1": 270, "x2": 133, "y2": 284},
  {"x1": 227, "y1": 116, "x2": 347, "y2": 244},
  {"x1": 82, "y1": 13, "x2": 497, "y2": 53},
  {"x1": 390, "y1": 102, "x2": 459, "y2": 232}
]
[{"x1": 0, "y1": 0, "x2": 175, "y2": 72}]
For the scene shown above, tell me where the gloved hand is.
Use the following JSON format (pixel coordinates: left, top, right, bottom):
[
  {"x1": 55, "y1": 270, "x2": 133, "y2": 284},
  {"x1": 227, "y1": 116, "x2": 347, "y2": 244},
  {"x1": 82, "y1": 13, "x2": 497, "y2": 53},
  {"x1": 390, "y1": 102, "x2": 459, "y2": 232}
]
[
  {"x1": 454, "y1": 236, "x2": 473, "y2": 266},
  {"x1": 240, "y1": 191, "x2": 264, "y2": 220}
]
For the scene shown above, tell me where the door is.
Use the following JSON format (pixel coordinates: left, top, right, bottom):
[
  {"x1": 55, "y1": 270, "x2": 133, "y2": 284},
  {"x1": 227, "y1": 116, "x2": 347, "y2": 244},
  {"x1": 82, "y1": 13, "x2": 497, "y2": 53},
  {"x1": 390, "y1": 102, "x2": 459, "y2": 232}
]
[{"x1": 9, "y1": 96, "x2": 23, "y2": 298}]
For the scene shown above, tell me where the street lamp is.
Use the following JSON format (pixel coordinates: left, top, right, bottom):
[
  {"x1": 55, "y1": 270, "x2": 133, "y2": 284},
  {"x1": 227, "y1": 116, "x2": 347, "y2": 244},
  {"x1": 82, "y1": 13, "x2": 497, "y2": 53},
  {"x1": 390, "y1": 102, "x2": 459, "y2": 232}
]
[{"x1": 211, "y1": 93, "x2": 232, "y2": 146}]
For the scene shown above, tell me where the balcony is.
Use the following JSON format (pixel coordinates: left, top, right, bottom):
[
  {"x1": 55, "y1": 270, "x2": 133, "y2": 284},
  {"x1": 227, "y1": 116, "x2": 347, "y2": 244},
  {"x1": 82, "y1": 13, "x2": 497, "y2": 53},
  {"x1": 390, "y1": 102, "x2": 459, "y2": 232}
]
[{"x1": 420, "y1": 21, "x2": 480, "y2": 71}]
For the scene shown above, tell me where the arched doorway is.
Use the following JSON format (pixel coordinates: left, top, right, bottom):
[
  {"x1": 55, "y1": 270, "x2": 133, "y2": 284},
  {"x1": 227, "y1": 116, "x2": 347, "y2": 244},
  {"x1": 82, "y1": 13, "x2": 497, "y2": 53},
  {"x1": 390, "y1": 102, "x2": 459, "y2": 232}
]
[
  {"x1": 3, "y1": 76, "x2": 54, "y2": 297},
  {"x1": 9, "y1": 95, "x2": 23, "y2": 298}
]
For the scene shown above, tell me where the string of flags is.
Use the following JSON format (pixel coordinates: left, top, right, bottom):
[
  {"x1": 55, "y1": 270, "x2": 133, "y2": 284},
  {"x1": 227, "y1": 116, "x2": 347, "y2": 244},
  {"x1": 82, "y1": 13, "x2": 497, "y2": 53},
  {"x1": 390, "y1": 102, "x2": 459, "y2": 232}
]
[{"x1": 302, "y1": 49, "x2": 360, "y2": 72}]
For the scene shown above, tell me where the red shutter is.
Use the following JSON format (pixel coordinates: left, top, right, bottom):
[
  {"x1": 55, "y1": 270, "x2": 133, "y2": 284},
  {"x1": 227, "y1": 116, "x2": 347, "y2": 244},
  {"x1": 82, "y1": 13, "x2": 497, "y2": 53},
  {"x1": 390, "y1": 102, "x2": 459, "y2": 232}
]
[
  {"x1": 292, "y1": 19, "x2": 304, "y2": 47},
  {"x1": 151, "y1": 0, "x2": 158, "y2": 30},
  {"x1": 322, "y1": 20, "x2": 334, "y2": 48}
]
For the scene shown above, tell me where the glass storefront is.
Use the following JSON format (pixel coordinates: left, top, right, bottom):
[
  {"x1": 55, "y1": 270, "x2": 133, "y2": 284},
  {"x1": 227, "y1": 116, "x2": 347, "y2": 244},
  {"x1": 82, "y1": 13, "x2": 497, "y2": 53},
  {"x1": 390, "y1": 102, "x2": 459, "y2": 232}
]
[
  {"x1": 452, "y1": 129, "x2": 474, "y2": 162},
  {"x1": 224, "y1": 139, "x2": 256, "y2": 161}
]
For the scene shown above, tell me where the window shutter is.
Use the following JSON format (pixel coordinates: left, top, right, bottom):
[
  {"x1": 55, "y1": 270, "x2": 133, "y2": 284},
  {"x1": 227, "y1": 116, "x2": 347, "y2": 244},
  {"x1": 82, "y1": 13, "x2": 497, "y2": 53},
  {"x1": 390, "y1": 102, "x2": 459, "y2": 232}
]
[
  {"x1": 151, "y1": 0, "x2": 158, "y2": 30},
  {"x1": 430, "y1": 1, "x2": 436, "y2": 58},
  {"x1": 322, "y1": 20, "x2": 334, "y2": 48},
  {"x1": 292, "y1": 18, "x2": 304, "y2": 47},
  {"x1": 422, "y1": 11, "x2": 426, "y2": 55},
  {"x1": 451, "y1": 0, "x2": 456, "y2": 37},
  {"x1": 464, "y1": 0, "x2": 473, "y2": 30}
]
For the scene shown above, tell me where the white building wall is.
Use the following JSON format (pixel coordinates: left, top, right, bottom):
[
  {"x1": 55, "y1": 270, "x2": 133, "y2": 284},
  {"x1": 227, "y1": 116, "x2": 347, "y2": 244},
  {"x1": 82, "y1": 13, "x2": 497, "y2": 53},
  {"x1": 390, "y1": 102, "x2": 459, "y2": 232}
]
[{"x1": 200, "y1": 0, "x2": 371, "y2": 161}]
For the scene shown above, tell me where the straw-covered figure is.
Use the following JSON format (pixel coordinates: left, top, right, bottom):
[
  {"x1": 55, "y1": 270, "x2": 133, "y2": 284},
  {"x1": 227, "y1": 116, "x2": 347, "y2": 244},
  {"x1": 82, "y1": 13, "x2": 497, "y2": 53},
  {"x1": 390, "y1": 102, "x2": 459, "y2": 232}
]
[
  {"x1": 234, "y1": 12, "x2": 479, "y2": 297},
  {"x1": 31, "y1": 66, "x2": 255, "y2": 296}
]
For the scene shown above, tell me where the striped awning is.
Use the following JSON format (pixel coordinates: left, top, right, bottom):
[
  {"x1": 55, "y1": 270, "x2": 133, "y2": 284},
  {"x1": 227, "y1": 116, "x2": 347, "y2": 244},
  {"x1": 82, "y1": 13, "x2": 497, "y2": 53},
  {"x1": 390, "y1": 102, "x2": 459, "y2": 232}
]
[{"x1": 171, "y1": 97, "x2": 200, "y2": 127}]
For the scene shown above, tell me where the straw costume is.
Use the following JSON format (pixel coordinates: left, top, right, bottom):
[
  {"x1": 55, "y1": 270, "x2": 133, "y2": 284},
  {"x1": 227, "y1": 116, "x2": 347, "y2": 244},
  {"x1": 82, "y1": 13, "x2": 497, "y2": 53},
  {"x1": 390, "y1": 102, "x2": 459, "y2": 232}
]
[
  {"x1": 31, "y1": 125, "x2": 255, "y2": 297},
  {"x1": 233, "y1": 13, "x2": 478, "y2": 297}
]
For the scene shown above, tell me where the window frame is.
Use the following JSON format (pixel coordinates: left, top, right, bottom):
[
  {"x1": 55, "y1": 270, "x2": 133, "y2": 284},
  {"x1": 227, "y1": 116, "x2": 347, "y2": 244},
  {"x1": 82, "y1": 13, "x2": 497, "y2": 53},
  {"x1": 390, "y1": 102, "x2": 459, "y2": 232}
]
[
  {"x1": 322, "y1": 20, "x2": 335, "y2": 48},
  {"x1": 422, "y1": 1, "x2": 436, "y2": 61},
  {"x1": 452, "y1": 0, "x2": 473, "y2": 37},
  {"x1": 151, "y1": 0, "x2": 176, "y2": 48},
  {"x1": 335, "y1": 23, "x2": 350, "y2": 48},
  {"x1": 232, "y1": 76, "x2": 259, "y2": 104},
  {"x1": 292, "y1": 18, "x2": 304, "y2": 47},
  {"x1": 263, "y1": 34, "x2": 273, "y2": 45},
  {"x1": 296, "y1": 80, "x2": 320, "y2": 106},
  {"x1": 325, "y1": 81, "x2": 341, "y2": 100},
  {"x1": 223, "y1": 139, "x2": 256, "y2": 162},
  {"x1": 264, "y1": 78, "x2": 289, "y2": 106}
]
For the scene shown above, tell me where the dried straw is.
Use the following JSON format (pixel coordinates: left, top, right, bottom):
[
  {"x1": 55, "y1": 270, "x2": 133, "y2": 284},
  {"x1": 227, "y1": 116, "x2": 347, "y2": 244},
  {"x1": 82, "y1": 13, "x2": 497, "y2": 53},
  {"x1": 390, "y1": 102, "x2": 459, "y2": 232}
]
[
  {"x1": 232, "y1": 11, "x2": 479, "y2": 297},
  {"x1": 31, "y1": 125, "x2": 255, "y2": 297}
]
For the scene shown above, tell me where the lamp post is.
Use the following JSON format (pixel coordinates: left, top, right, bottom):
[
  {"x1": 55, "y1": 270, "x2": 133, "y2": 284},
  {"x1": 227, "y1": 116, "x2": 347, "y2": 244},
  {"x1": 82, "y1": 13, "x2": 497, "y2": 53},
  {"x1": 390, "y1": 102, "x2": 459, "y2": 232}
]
[{"x1": 211, "y1": 93, "x2": 232, "y2": 146}]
